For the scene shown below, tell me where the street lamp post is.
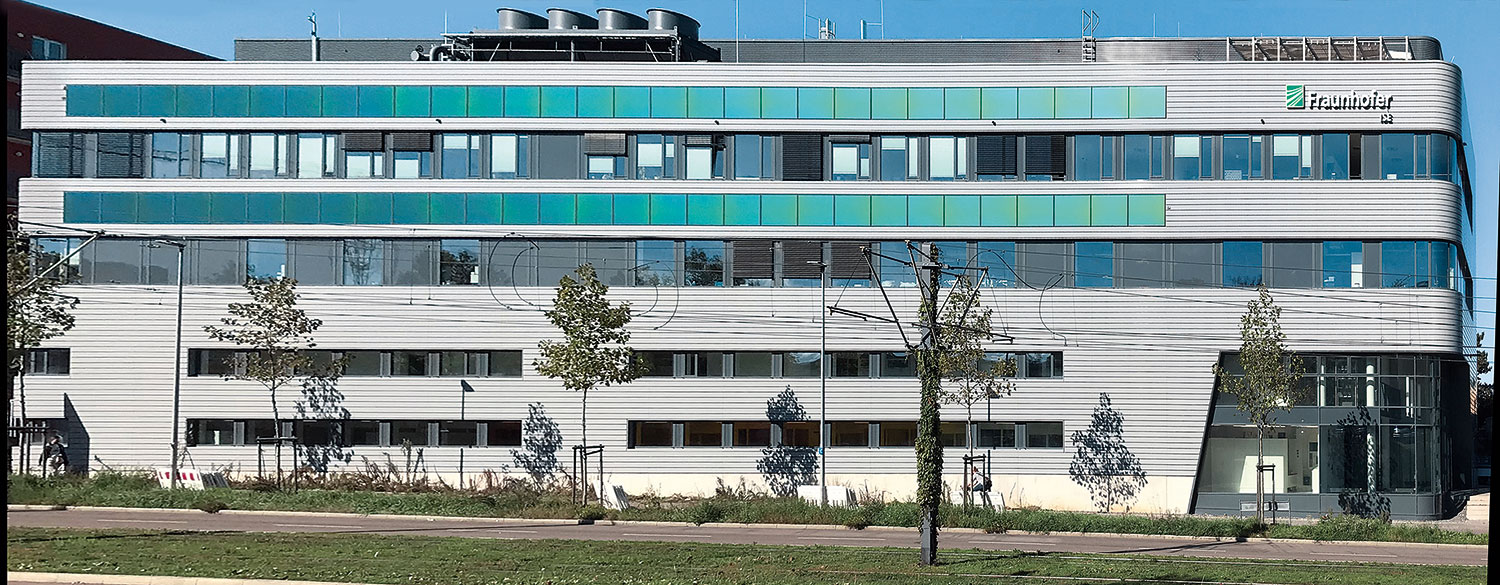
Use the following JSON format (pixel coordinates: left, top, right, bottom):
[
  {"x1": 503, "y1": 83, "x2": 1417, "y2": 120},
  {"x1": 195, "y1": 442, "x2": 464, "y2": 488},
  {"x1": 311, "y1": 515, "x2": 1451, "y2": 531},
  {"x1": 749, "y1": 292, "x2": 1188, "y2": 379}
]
[
  {"x1": 808, "y1": 260, "x2": 828, "y2": 506},
  {"x1": 154, "y1": 240, "x2": 186, "y2": 489}
]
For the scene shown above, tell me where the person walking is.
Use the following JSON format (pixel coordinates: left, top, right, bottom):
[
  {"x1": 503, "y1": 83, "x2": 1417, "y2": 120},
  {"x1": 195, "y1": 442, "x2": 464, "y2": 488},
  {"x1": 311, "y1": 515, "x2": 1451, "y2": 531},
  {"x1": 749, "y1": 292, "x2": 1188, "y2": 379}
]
[{"x1": 40, "y1": 434, "x2": 69, "y2": 476}]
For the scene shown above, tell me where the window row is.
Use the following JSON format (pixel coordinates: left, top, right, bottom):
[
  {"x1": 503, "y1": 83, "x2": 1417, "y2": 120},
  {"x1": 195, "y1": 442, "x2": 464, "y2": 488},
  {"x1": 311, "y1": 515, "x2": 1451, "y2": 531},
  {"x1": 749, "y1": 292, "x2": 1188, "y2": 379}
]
[
  {"x1": 628, "y1": 420, "x2": 1065, "y2": 449},
  {"x1": 186, "y1": 349, "x2": 522, "y2": 378},
  {"x1": 186, "y1": 418, "x2": 521, "y2": 448},
  {"x1": 31, "y1": 238, "x2": 1468, "y2": 295},
  {"x1": 66, "y1": 84, "x2": 1166, "y2": 120},
  {"x1": 637, "y1": 351, "x2": 1062, "y2": 379},
  {"x1": 22, "y1": 348, "x2": 70, "y2": 376},
  {"x1": 36, "y1": 131, "x2": 1459, "y2": 186},
  {"x1": 1217, "y1": 354, "x2": 1445, "y2": 413}
]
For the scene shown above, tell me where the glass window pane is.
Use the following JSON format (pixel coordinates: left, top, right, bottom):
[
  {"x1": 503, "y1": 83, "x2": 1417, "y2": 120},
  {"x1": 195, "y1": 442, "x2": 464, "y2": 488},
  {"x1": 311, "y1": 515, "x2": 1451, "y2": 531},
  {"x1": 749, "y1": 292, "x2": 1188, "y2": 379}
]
[
  {"x1": 201, "y1": 133, "x2": 230, "y2": 178},
  {"x1": 1222, "y1": 241, "x2": 1262, "y2": 287},
  {"x1": 442, "y1": 134, "x2": 479, "y2": 179},
  {"x1": 488, "y1": 351, "x2": 522, "y2": 377},
  {"x1": 779, "y1": 422, "x2": 819, "y2": 447},
  {"x1": 1321, "y1": 241, "x2": 1363, "y2": 288},
  {"x1": 345, "y1": 420, "x2": 381, "y2": 446},
  {"x1": 1025, "y1": 422, "x2": 1064, "y2": 448},
  {"x1": 881, "y1": 352, "x2": 914, "y2": 377},
  {"x1": 879, "y1": 422, "x2": 917, "y2": 447},
  {"x1": 1381, "y1": 133, "x2": 1415, "y2": 179},
  {"x1": 734, "y1": 352, "x2": 773, "y2": 377},
  {"x1": 1272, "y1": 134, "x2": 1301, "y2": 179},
  {"x1": 976, "y1": 241, "x2": 1017, "y2": 288},
  {"x1": 879, "y1": 136, "x2": 909, "y2": 181},
  {"x1": 1075, "y1": 135, "x2": 1100, "y2": 181},
  {"x1": 1074, "y1": 242, "x2": 1113, "y2": 288},
  {"x1": 1123, "y1": 134, "x2": 1149, "y2": 180},
  {"x1": 342, "y1": 351, "x2": 382, "y2": 376},
  {"x1": 634, "y1": 240, "x2": 676, "y2": 286},
  {"x1": 684, "y1": 240, "x2": 723, "y2": 286},
  {"x1": 341, "y1": 239, "x2": 384, "y2": 285},
  {"x1": 246, "y1": 239, "x2": 287, "y2": 280},
  {"x1": 930, "y1": 137, "x2": 956, "y2": 180},
  {"x1": 1322, "y1": 133, "x2": 1350, "y2": 179},
  {"x1": 733, "y1": 134, "x2": 762, "y2": 179},
  {"x1": 1172, "y1": 135, "x2": 1199, "y2": 180},
  {"x1": 1381, "y1": 241, "x2": 1417, "y2": 288},
  {"x1": 391, "y1": 352, "x2": 429, "y2": 377},
  {"x1": 1268, "y1": 242, "x2": 1318, "y2": 288},
  {"x1": 440, "y1": 239, "x2": 480, "y2": 285},
  {"x1": 830, "y1": 422, "x2": 869, "y2": 447},
  {"x1": 683, "y1": 422, "x2": 722, "y2": 447},
  {"x1": 832, "y1": 352, "x2": 870, "y2": 377},
  {"x1": 1222, "y1": 135, "x2": 1250, "y2": 180},
  {"x1": 977, "y1": 423, "x2": 1016, "y2": 448},
  {"x1": 782, "y1": 352, "x2": 822, "y2": 377},
  {"x1": 391, "y1": 420, "x2": 429, "y2": 446},
  {"x1": 732, "y1": 422, "x2": 771, "y2": 447},
  {"x1": 631, "y1": 422, "x2": 673, "y2": 447}
]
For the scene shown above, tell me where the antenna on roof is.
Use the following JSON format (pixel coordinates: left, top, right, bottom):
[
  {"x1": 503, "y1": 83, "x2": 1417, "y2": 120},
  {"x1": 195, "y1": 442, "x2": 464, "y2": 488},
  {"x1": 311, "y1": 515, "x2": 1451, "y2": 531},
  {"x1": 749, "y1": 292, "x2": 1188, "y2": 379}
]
[
  {"x1": 308, "y1": 12, "x2": 318, "y2": 62},
  {"x1": 1081, "y1": 10, "x2": 1098, "y2": 62},
  {"x1": 861, "y1": 0, "x2": 885, "y2": 39}
]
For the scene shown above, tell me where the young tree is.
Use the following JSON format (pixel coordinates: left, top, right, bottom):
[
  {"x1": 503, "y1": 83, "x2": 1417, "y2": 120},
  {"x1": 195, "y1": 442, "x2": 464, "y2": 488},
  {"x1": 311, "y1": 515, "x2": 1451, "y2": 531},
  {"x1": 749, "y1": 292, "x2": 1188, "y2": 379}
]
[
  {"x1": 204, "y1": 277, "x2": 341, "y2": 487},
  {"x1": 7, "y1": 234, "x2": 80, "y2": 473},
  {"x1": 1212, "y1": 285, "x2": 1305, "y2": 523},
  {"x1": 534, "y1": 263, "x2": 645, "y2": 497},
  {"x1": 938, "y1": 275, "x2": 1017, "y2": 458}
]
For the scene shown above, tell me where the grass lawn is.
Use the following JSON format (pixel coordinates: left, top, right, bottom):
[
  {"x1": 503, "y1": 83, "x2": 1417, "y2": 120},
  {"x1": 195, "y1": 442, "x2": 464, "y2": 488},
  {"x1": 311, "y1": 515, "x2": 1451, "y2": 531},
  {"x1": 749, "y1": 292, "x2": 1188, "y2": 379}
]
[{"x1": 6, "y1": 527, "x2": 1486, "y2": 585}]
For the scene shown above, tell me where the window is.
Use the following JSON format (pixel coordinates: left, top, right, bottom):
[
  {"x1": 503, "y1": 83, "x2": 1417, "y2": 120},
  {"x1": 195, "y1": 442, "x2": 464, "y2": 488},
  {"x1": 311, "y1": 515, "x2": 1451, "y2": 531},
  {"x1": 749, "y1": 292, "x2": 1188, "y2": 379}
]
[
  {"x1": 733, "y1": 422, "x2": 771, "y2": 447},
  {"x1": 341, "y1": 239, "x2": 384, "y2": 285},
  {"x1": 1074, "y1": 242, "x2": 1113, "y2": 288},
  {"x1": 152, "y1": 133, "x2": 191, "y2": 178},
  {"x1": 636, "y1": 134, "x2": 676, "y2": 179},
  {"x1": 1321, "y1": 241, "x2": 1363, "y2": 288},
  {"x1": 940, "y1": 422, "x2": 968, "y2": 448},
  {"x1": 830, "y1": 422, "x2": 870, "y2": 447},
  {"x1": 1380, "y1": 133, "x2": 1415, "y2": 179},
  {"x1": 1222, "y1": 241, "x2": 1263, "y2": 287},
  {"x1": 975, "y1": 242, "x2": 1017, "y2": 288},
  {"x1": 1074, "y1": 135, "x2": 1103, "y2": 181},
  {"x1": 31, "y1": 238, "x2": 81, "y2": 283},
  {"x1": 635, "y1": 241, "x2": 676, "y2": 286},
  {"x1": 638, "y1": 352, "x2": 674, "y2": 377},
  {"x1": 1429, "y1": 134, "x2": 1453, "y2": 182},
  {"x1": 832, "y1": 352, "x2": 871, "y2": 378},
  {"x1": 780, "y1": 422, "x2": 820, "y2": 447},
  {"x1": 683, "y1": 422, "x2": 723, "y2": 447},
  {"x1": 1322, "y1": 133, "x2": 1350, "y2": 179},
  {"x1": 932, "y1": 241, "x2": 968, "y2": 286},
  {"x1": 1171, "y1": 135, "x2": 1202, "y2": 180},
  {"x1": 200, "y1": 133, "x2": 240, "y2": 178},
  {"x1": 1123, "y1": 134, "x2": 1156, "y2": 180},
  {"x1": 782, "y1": 352, "x2": 822, "y2": 378},
  {"x1": 489, "y1": 351, "x2": 522, "y2": 377},
  {"x1": 879, "y1": 422, "x2": 917, "y2": 447},
  {"x1": 485, "y1": 421, "x2": 522, "y2": 447},
  {"x1": 95, "y1": 133, "x2": 145, "y2": 178},
  {"x1": 439, "y1": 421, "x2": 479, "y2": 446},
  {"x1": 490, "y1": 134, "x2": 529, "y2": 178},
  {"x1": 35, "y1": 133, "x2": 85, "y2": 178},
  {"x1": 188, "y1": 349, "x2": 238, "y2": 377},
  {"x1": 1271, "y1": 134, "x2": 1312, "y2": 179},
  {"x1": 1024, "y1": 352, "x2": 1062, "y2": 378},
  {"x1": 831, "y1": 142, "x2": 871, "y2": 180},
  {"x1": 631, "y1": 422, "x2": 674, "y2": 447},
  {"x1": 391, "y1": 420, "x2": 430, "y2": 446},
  {"x1": 190, "y1": 420, "x2": 236, "y2": 446},
  {"x1": 248, "y1": 134, "x2": 291, "y2": 178},
  {"x1": 928, "y1": 136, "x2": 967, "y2": 180},
  {"x1": 246, "y1": 239, "x2": 287, "y2": 280},
  {"x1": 1024, "y1": 422, "x2": 1064, "y2": 448},
  {"x1": 878, "y1": 241, "x2": 916, "y2": 288},
  {"x1": 1117, "y1": 242, "x2": 1166, "y2": 288},
  {"x1": 299, "y1": 420, "x2": 340, "y2": 446},
  {"x1": 879, "y1": 136, "x2": 920, "y2": 181},
  {"x1": 345, "y1": 150, "x2": 384, "y2": 179},
  {"x1": 1222, "y1": 134, "x2": 1260, "y2": 180},
  {"x1": 297, "y1": 134, "x2": 337, "y2": 178},
  {"x1": 391, "y1": 351, "x2": 429, "y2": 377},
  {"x1": 734, "y1": 352, "x2": 773, "y2": 377},
  {"x1": 1171, "y1": 242, "x2": 1215, "y2": 287},
  {"x1": 682, "y1": 352, "x2": 725, "y2": 377},
  {"x1": 587, "y1": 154, "x2": 626, "y2": 179},
  {"x1": 439, "y1": 240, "x2": 480, "y2": 285},
  {"x1": 394, "y1": 150, "x2": 432, "y2": 179},
  {"x1": 441, "y1": 134, "x2": 481, "y2": 179},
  {"x1": 977, "y1": 422, "x2": 1016, "y2": 448},
  {"x1": 732, "y1": 135, "x2": 775, "y2": 179},
  {"x1": 439, "y1": 351, "x2": 480, "y2": 377},
  {"x1": 345, "y1": 421, "x2": 382, "y2": 446},
  {"x1": 246, "y1": 419, "x2": 280, "y2": 443},
  {"x1": 31, "y1": 36, "x2": 66, "y2": 60},
  {"x1": 25, "y1": 349, "x2": 70, "y2": 375},
  {"x1": 342, "y1": 351, "x2": 383, "y2": 376},
  {"x1": 683, "y1": 241, "x2": 724, "y2": 286},
  {"x1": 684, "y1": 140, "x2": 723, "y2": 179},
  {"x1": 881, "y1": 352, "x2": 915, "y2": 378},
  {"x1": 1267, "y1": 242, "x2": 1319, "y2": 288}
]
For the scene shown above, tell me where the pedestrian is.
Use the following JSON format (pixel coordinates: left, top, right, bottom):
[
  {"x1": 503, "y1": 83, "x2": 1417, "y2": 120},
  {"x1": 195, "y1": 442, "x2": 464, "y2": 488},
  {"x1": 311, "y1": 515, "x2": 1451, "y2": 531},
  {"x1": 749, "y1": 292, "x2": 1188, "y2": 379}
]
[
  {"x1": 971, "y1": 466, "x2": 993, "y2": 508},
  {"x1": 40, "y1": 433, "x2": 69, "y2": 476}
]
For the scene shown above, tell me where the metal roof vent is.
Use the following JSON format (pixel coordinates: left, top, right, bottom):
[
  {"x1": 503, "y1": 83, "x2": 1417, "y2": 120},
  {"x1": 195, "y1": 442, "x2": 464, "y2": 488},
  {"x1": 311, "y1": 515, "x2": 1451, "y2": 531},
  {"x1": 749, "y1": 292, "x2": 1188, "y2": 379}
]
[
  {"x1": 497, "y1": 8, "x2": 547, "y2": 30},
  {"x1": 547, "y1": 8, "x2": 598, "y2": 30},
  {"x1": 597, "y1": 8, "x2": 648, "y2": 30},
  {"x1": 646, "y1": 8, "x2": 699, "y2": 39}
]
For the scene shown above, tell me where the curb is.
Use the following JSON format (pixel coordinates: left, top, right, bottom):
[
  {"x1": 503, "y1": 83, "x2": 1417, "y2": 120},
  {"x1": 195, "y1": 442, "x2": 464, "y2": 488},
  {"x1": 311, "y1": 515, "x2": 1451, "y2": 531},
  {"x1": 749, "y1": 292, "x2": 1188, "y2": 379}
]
[
  {"x1": 9, "y1": 504, "x2": 1486, "y2": 550},
  {"x1": 6, "y1": 572, "x2": 362, "y2": 585}
]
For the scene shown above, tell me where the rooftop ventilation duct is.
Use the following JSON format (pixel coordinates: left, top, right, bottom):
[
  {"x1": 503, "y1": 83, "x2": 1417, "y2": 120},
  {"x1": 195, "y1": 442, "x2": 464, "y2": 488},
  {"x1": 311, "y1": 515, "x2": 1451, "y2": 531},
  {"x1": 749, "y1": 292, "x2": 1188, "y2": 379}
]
[
  {"x1": 497, "y1": 8, "x2": 547, "y2": 30},
  {"x1": 646, "y1": 8, "x2": 699, "y2": 39},
  {"x1": 597, "y1": 8, "x2": 648, "y2": 30},
  {"x1": 547, "y1": 8, "x2": 598, "y2": 30}
]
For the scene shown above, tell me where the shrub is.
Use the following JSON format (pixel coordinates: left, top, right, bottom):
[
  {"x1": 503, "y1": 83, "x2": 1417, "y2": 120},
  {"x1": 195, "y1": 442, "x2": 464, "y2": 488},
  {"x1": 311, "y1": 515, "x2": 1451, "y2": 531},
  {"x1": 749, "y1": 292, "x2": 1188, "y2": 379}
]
[
  {"x1": 195, "y1": 498, "x2": 229, "y2": 514},
  {"x1": 576, "y1": 505, "x2": 608, "y2": 522},
  {"x1": 684, "y1": 500, "x2": 727, "y2": 525}
]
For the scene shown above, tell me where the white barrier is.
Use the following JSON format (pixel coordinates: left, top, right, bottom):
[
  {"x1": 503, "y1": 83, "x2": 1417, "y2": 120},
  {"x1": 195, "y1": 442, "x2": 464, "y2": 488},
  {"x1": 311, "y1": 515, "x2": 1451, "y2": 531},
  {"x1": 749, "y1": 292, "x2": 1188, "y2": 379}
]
[
  {"x1": 155, "y1": 469, "x2": 230, "y2": 490},
  {"x1": 603, "y1": 484, "x2": 631, "y2": 510}
]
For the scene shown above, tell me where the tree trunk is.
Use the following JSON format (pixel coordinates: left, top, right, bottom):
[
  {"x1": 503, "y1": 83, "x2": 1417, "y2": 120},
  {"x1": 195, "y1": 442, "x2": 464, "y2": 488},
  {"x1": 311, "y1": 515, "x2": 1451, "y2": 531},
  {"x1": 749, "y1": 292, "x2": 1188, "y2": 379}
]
[{"x1": 1256, "y1": 426, "x2": 1265, "y2": 524}]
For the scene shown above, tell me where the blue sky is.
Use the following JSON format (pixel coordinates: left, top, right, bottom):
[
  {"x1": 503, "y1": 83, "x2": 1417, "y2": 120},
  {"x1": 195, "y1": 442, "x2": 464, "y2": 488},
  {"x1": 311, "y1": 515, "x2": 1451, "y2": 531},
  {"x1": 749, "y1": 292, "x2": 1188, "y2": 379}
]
[{"x1": 34, "y1": 0, "x2": 1499, "y2": 375}]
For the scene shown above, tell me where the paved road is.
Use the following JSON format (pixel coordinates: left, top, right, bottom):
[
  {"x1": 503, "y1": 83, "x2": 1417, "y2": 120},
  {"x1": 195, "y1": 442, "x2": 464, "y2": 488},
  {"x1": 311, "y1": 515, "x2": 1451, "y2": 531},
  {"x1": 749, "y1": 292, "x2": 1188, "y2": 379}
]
[{"x1": 6, "y1": 507, "x2": 1487, "y2": 567}]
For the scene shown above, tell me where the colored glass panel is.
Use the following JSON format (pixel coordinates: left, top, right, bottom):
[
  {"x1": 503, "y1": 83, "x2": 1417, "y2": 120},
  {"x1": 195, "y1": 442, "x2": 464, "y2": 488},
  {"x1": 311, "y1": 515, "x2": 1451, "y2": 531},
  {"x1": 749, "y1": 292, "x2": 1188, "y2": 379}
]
[
  {"x1": 1017, "y1": 195, "x2": 1053, "y2": 226},
  {"x1": 64, "y1": 192, "x2": 101, "y2": 223},
  {"x1": 173, "y1": 193, "x2": 210, "y2": 224},
  {"x1": 1017, "y1": 87, "x2": 1054, "y2": 119},
  {"x1": 576, "y1": 86, "x2": 613, "y2": 117},
  {"x1": 1128, "y1": 194, "x2": 1166, "y2": 225},
  {"x1": 833, "y1": 87, "x2": 871, "y2": 119},
  {"x1": 1054, "y1": 195, "x2": 1091, "y2": 226},
  {"x1": 576, "y1": 193, "x2": 613, "y2": 224},
  {"x1": 835, "y1": 195, "x2": 871, "y2": 226},
  {"x1": 355, "y1": 193, "x2": 393, "y2": 224},
  {"x1": 871, "y1": 195, "x2": 907, "y2": 226},
  {"x1": 394, "y1": 86, "x2": 431, "y2": 117},
  {"x1": 944, "y1": 88, "x2": 980, "y2": 120},
  {"x1": 980, "y1": 87, "x2": 1017, "y2": 119},
  {"x1": 1129, "y1": 86, "x2": 1167, "y2": 118},
  {"x1": 321, "y1": 86, "x2": 356, "y2": 117},
  {"x1": 209, "y1": 192, "x2": 248, "y2": 223},
  {"x1": 356, "y1": 86, "x2": 393, "y2": 117},
  {"x1": 502, "y1": 193, "x2": 539, "y2": 224},
  {"x1": 1092, "y1": 194, "x2": 1129, "y2": 226},
  {"x1": 212, "y1": 86, "x2": 249, "y2": 117},
  {"x1": 430, "y1": 86, "x2": 466, "y2": 117},
  {"x1": 798, "y1": 194, "x2": 834, "y2": 225},
  {"x1": 908, "y1": 195, "x2": 944, "y2": 226},
  {"x1": 466, "y1": 87, "x2": 504, "y2": 117},
  {"x1": 981, "y1": 195, "x2": 1017, "y2": 226},
  {"x1": 760, "y1": 87, "x2": 798, "y2": 118},
  {"x1": 285, "y1": 86, "x2": 321, "y2": 117},
  {"x1": 650, "y1": 86, "x2": 687, "y2": 118},
  {"x1": 394, "y1": 193, "x2": 432, "y2": 224},
  {"x1": 246, "y1": 192, "x2": 284, "y2": 224},
  {"x1": 613, "y1": 193, "x2": 649, "y2": 224},
  {"x1": 687, "y1": 87, "x2": 724, "y2": 118},
  {"x1": 66, "y1": 85, "x2": 104, "y2": 116},
  {"x1": 503, "y1": 86, "x2": 540, "y2": 117},
  {"x1": 687, "y1": 194, "x2": 724, "y2": 225},
  {"x1": 761, "y1": 195, "x2": 797, "y2": 226},
  {"x1": 539, "y1": 86, "x2": 577, "y2": 117},
  {"x1": 319, "y1": 193, "x2": 357, "y2": 224},
  {"x1": 283, "y1": 193, "x2": 320, "y2": 223},
  {"x1": 102, "y1": 85, "x2": 140, "y2": 117},
  {"x1": 907, "y1": 88, "x2": 943, "y2": 119},
  {"x1": 465, "y1": 193, "x2": 503, "y2": 224},
  {"x1": 539, "y1": 194, "x2": 577, "y2": 224},
  {"x1": 723, "y1": 87, "x2": 761, "y2": 119},
  {"x1": 101, "y1": 192, "x2": 140, "y2": 223},
  {"x1": 614, "y1": 86, "x2": 650, "y2": 117},
  {"x1": 650, "y1": 193, "x2": 687, "y2": 224},
  {"x1": 797, "y1": 87, "x2": 833, "y2": 119},
  {"x1": 1054, "y1": 87, "x2": 1091, "y2": 119},
  {"x1": 944, "y1": 195, "x2": 980, "y2": 227},
  {"x1": 871, "y1": 88, "x2": 907, "y2": 120},
  {"x1": 724, "y1": 194, "x2": 761, "y2": 225},
  {"x1": 1091, "y1": 87, "x2": 1129, "y2": 119},
  {"x1": 250, "y1": 86, "x2": 286, "y2": 117}
]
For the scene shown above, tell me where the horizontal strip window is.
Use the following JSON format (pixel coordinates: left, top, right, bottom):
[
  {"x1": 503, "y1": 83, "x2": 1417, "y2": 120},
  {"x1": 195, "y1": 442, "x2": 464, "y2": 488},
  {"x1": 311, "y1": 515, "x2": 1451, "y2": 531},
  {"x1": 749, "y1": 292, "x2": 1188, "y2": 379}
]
[
  {"x1": 23, "y1": 348, "x2": 71, "y2": 376},
  {"x1": 184, "y1": 418, "x2": 522, "y2": 448},
  {"x1": 186, "y1": 349, "x2": 521, "y2": 378},
  {"x1": 65, "y1": 84, "x2": 1166, "y2": 121},
  {"x1": 32, "y1": 237, "x2": 1467, "y2": 296},
  {"x1": 627, "y1": 420, "x2": 1062, "y2": 449},
  {"x1": 635, "y1": 351, "x2": 1060, "y2": 379},
  {"x1": 58, "y1": 192, "x2": 1167, "y2": 228}
]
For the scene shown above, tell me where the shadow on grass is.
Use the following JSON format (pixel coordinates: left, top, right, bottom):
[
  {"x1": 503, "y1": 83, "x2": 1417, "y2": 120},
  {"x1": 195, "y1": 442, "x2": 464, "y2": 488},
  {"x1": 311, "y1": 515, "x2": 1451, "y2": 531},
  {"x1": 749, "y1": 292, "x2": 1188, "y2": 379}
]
[
  {"x1": 1101, "y1": 539, "x2": 1244, "y2": 556},
  {"x1": 8, "y1": 529, "x2": 235, "y2": 544}
]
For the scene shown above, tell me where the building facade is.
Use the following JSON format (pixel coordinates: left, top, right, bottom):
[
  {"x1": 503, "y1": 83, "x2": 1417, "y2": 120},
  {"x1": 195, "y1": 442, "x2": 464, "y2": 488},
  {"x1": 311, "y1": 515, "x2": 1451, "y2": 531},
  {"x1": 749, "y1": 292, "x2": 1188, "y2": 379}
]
[{"x1": 15, "y1": 10, "x2": 1479, "y2": 519}]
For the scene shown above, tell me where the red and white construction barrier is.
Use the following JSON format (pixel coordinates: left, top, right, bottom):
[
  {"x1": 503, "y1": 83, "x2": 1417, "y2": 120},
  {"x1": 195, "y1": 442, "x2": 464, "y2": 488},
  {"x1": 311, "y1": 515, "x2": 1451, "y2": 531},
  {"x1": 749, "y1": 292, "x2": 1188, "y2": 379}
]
[{"x1": 155, "y1": 468, "x2": 230, "y2": 490}]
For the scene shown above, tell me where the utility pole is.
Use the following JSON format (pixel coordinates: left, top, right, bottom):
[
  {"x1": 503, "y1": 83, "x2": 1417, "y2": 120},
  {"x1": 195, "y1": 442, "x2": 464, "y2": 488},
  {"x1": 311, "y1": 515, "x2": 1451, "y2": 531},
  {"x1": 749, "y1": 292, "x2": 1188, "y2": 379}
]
[
  {"x1": 915, "y1": 255, "x2": 943, "y2": 566},
  {"x1": 809, "y1": 260, "x2": 829, "y2": 506},
  {"x1": 154, "y1": 239, "x2": 186, "y2": 489}
]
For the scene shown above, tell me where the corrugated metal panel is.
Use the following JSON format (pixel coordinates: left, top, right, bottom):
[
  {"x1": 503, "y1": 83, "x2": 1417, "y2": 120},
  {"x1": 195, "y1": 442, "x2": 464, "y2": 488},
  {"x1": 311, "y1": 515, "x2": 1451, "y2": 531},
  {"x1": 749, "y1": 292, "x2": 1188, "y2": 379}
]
[
  {"x1": 830, "y1": 241, "x2": 871, "y2": 278},
  {"x1": 582, "y1": 132, "x2": 627, "y2": 155},
  {"x1": 390, "y1": 132, "x2": 432, "y2": 151},
  {"x1": 731, "y1": 240, "x2": 773, "y2": 278},
  {"x1": 1023, "y1": 134, "x2": 1065, "y2": 177},
  {"x1": 781, "y1": 134, "x2": 823, "y2": 181},
  {"x1": 781, "y1": 240, "x2": 822, "y2": 277},
  {"x1": 976, "y1": 135, "x2": 1016, "y2": 175},
  {"x1": 342, "y1": 132, "x2": 383, "y2": 151}
]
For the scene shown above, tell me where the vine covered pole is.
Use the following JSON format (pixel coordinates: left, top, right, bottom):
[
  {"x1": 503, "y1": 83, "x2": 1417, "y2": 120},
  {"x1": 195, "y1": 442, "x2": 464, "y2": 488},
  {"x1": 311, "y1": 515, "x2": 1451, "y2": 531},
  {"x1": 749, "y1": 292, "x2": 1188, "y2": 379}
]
[{"x1": 915, "y1": 259, "x2": 943, "y2": 566}]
